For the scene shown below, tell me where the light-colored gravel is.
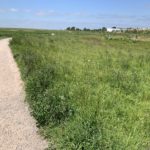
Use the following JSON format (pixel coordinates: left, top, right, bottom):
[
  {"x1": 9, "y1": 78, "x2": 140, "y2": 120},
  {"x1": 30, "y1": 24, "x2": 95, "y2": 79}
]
[{"x1": 0, "y1": 38, "x2": 48, "y2": 150}]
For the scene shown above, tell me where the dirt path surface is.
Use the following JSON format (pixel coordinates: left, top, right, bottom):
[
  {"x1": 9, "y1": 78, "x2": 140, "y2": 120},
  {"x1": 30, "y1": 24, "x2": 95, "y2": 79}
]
[{"x1": 0, "y1": 38, "x2": 48, "y2": 150}]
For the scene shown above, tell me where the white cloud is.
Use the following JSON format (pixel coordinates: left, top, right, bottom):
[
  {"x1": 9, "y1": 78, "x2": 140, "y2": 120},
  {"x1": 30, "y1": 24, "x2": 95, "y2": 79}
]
[
  {"x1": 0, "y1": 8, "x2": 33, "y2": 13},
  {"x1": 36, "y1": 10, "x2": 59, "y2": 17},
  {"x1": 24, "y1": 9, "x2": 31, "y2": 13},
  {"x1": 35, "y1": 10, "x2": 92, "y2": 18},
  {"x1": 0, "y1": 9, "x2": 5, "y2": 13},
  {"x1": 36, "y1": 11, "x2": 46, "y2": 16},
  {"x1": 9, "y1": 8, "x2": 18, "y2": 12}
]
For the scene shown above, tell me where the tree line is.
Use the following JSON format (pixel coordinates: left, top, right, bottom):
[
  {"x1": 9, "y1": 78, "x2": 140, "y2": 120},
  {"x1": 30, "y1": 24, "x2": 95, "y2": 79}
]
[{"x1": 66, "y1": 27, "x2": 107, "y2": 32}]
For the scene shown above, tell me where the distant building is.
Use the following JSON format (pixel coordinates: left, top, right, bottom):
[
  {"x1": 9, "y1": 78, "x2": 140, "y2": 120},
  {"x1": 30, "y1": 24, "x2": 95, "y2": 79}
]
[
  {"x1": 106, "y1": 28, "x2": 121, "y2": 32},
  {"x1": 107, "y1": 27, "x2": 150, "y2": 33}
]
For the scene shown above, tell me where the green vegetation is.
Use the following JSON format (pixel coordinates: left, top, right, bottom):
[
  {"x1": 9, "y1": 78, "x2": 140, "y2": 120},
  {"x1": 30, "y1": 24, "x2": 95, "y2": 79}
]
[{"x1": 0, "y1": 29, "x2": 150, "y2": 149}]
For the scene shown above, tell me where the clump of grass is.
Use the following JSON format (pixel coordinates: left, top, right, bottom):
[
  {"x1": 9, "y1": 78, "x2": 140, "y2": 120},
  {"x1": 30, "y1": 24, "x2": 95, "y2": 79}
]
[{"x1": 26, "y1": 64, "x2": 74, "y2": 125}]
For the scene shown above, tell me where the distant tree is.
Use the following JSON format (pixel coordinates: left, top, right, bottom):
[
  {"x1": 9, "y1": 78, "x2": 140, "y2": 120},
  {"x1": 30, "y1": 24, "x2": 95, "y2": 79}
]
[
  {"x1": 71, "y1": 26, "x2": 76, "y2": 31},
  {"x1": 83, "y1": 28, "x2": 90, "y2": 31},
  {"x1": 76, "y1": 28, "x2": 81, "y2": 31},
  {"x1": 83, "y1": 28, "x2": 87, "y2": 31},
  {"x1": 102, "y1": 27, "x2": 107, "y2": 32},
  {"x1": 66, "y1": 27, "x2": 71, "y2": 30},
  {"x1": 112, "y1": 26, "x2": 117, "y2": 29},
  {"x1": 97, "y1": 28, "x2": 102, "y2": 31}
]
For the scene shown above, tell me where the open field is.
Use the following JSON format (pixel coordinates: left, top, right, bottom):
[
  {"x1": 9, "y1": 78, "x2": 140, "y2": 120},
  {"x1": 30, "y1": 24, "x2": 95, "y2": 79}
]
[{"x1": 0, "y1": 29, "x2": 150, "y2": 149}]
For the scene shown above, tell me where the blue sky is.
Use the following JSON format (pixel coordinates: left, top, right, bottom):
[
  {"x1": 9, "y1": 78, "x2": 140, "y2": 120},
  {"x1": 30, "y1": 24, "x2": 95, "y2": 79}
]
[{"x1": 0, "y1": 0, "x2": 150, "y2": 29}]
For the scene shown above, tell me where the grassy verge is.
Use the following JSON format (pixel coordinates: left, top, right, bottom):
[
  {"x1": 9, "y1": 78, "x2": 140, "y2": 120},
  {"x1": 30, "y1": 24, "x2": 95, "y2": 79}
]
[{"x1": 2, "y1": 29, "x2": 150, "y2": 149}]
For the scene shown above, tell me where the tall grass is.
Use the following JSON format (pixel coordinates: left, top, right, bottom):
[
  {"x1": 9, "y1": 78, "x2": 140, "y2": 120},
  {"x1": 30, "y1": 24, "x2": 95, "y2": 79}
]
[{"x1": 3, "y1": 29, "x2": 150, "y2": 149}]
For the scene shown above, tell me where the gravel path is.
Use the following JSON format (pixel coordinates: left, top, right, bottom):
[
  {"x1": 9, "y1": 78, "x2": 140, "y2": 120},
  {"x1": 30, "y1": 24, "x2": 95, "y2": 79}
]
[{"x1": 0, "y1": 38, "x2": 48, "y2": 150}]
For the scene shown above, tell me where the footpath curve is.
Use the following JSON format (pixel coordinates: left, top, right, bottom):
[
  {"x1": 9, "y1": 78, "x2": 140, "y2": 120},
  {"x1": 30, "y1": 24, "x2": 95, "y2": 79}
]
[{"x1": 0, "y1": 38, "x2": 47, "y2": 150}]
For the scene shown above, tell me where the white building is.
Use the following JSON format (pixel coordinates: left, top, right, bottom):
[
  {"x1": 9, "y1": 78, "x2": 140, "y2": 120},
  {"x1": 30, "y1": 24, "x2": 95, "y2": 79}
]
[{"x1": 107, "y1": 28, "x2": 121, "y2": 32}]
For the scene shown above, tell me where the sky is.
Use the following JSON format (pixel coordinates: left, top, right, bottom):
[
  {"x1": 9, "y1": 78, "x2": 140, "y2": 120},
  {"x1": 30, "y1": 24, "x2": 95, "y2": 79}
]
[{"x1": 0, "y1": 0, "x2": 150, "y2": 29}]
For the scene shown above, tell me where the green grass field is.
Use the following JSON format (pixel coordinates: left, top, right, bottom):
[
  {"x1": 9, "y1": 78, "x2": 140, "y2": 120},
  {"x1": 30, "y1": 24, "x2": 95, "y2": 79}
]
[{"x1": 0, "y1": 29, "x2": 150, "y2": 149}]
